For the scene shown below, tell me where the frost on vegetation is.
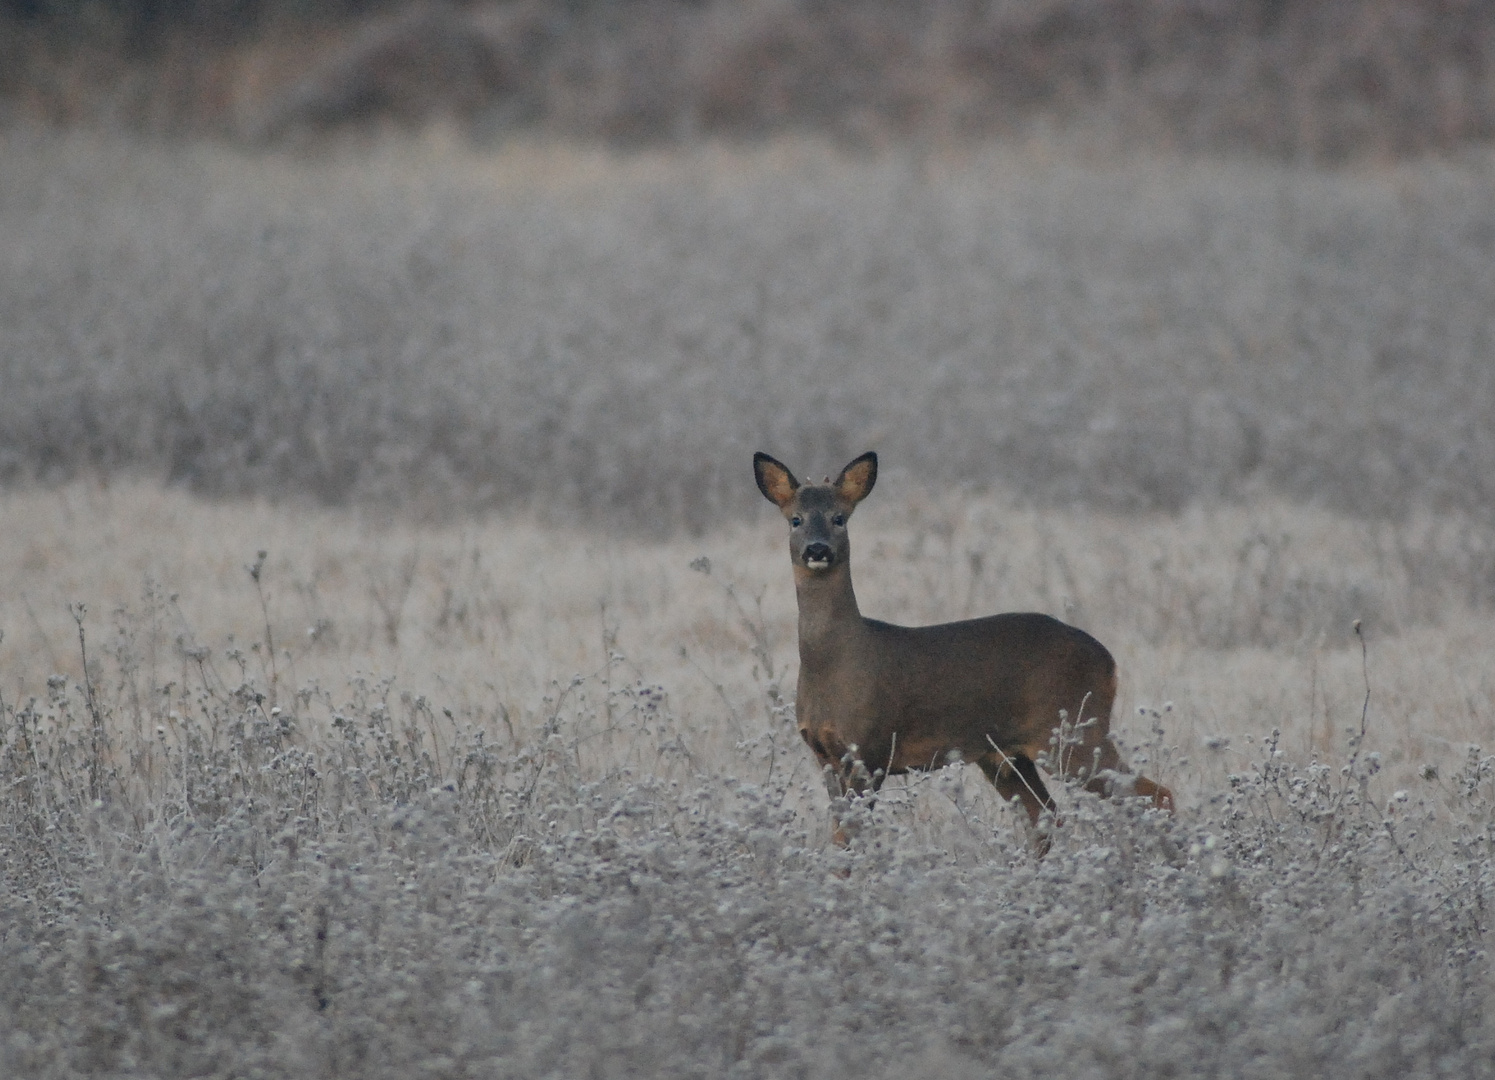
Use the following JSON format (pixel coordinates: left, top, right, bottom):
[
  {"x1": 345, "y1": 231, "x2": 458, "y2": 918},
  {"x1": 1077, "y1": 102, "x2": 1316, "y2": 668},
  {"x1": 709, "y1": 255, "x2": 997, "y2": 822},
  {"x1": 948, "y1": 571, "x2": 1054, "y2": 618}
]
[
  {"x1": 5, "y1": 139, "x2": 1495, "y2": 551},
  {"x1": 1, "y1": 629, "x2": 1494, "y2": 1079}
]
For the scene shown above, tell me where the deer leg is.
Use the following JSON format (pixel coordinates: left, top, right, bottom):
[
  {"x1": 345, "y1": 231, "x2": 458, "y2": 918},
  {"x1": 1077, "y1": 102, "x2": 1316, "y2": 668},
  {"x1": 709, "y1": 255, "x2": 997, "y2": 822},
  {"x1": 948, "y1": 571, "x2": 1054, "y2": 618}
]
[
  {"x1": 1131, "y1": 776, "x2": 1175, "y2": 811},
  {"x1": 978, "y1": 752, "x2": 1057, "y2": 855},
  {"x1": 979, "y1": 753, "x2": 1056, "y2": 825},
  {"x1": 1069, "y1": 729, "x2": 1175, "y2": 812},
  {"x1": 803, "y1": 729, "x2": 874, "y2": 846}
]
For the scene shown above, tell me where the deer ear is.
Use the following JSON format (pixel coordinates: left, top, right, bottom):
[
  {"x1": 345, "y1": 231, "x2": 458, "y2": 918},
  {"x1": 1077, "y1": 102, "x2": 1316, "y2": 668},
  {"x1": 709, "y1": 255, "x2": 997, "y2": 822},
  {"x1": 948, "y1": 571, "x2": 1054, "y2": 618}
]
[
  {"x1": 835, "y1": 452, "x2": 877, "y2": 505},
  {"x1": 754, "y1": 452, "x2": 800, "y2": 507}
]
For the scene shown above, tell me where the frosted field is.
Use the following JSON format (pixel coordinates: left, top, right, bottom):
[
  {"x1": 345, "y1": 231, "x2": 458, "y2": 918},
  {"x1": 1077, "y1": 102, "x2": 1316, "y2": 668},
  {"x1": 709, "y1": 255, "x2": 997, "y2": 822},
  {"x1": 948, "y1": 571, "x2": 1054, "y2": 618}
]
[
  {"x1": 1, "y1": 134, "x2": 1494, "y2": 1077},
  {"x1": 5, "y1": 133, "x2": 1495, "y2": 527}
]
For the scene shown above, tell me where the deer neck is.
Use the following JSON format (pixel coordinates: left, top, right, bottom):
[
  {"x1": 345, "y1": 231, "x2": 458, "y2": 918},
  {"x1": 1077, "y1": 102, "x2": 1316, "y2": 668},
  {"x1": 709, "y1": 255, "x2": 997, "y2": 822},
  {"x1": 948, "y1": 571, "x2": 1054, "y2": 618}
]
[{"x1": 793, "y1": 561, "x2": 864, "y2": 668}]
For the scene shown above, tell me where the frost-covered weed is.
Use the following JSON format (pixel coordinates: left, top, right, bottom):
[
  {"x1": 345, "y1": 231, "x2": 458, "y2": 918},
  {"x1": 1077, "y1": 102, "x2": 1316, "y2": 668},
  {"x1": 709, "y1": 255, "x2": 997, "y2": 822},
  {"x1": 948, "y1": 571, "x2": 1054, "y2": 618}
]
[{"x1": 1, "y1": 615, "x2": 1492, "y2": 1079}]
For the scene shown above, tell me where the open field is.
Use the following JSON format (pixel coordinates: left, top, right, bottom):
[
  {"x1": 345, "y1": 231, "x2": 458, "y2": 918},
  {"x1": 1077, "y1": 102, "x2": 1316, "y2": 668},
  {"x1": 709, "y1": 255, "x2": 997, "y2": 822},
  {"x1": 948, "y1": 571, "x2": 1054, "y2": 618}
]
[
  {"x1": 2, "y1": 134, "x2": 1495, "y2": 1076},
  {"x1": 5, "y1": 478, "x2": 1493, "y2": 792},
  {"x1": 3, "y1": 480, "x2": 1494, "y2": 1077},
  {"x1": 6, "y1": 133, "x2": 1495, "y2": 531}
]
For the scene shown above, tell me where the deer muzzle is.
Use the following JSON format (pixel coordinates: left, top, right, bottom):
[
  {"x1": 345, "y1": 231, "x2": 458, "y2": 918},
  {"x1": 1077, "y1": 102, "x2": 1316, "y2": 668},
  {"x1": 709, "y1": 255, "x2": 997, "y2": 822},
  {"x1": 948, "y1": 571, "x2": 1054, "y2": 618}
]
[{"x1": 802, "y1": 542, "x2": 834, "y2": 570}]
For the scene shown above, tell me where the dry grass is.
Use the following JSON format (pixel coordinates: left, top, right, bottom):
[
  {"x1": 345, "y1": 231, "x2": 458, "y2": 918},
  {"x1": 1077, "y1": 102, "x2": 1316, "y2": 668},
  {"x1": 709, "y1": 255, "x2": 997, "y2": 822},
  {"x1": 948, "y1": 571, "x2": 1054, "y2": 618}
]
[
  {"x1": 2, "y1": 130, "x2": 1495, "y2": 1076},
  {"x1": 6, "y1": 133, "x2": 1495, "y2": 536},
  {"x1": 4, "y1": 478, "x2": 1490, "y2": 816},
  {"x1": 4, "y1": 479, "x2": 1494, "y2": 1077}
]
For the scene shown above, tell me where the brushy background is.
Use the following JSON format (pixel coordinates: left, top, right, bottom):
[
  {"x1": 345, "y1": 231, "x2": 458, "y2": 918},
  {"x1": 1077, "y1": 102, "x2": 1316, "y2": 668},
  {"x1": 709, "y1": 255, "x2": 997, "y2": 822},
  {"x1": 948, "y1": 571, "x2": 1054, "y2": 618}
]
[
  {"x1": 4, "y1": 3, "x2": 1495, "y2": 1077},
  {"x1": 6, "y1": 0, "x2": 1495, "y2": 160},
  {"x1": 5, "y1": 136, "x2": 1495, "y2": 536}
]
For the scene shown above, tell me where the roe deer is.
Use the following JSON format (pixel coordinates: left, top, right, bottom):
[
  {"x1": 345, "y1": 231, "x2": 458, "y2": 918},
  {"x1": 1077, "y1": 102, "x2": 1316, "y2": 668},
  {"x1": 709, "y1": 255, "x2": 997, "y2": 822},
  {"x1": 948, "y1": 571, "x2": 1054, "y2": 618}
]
[{"x1": 754, "y1": 450, "x2": 1173, "y2": 849}]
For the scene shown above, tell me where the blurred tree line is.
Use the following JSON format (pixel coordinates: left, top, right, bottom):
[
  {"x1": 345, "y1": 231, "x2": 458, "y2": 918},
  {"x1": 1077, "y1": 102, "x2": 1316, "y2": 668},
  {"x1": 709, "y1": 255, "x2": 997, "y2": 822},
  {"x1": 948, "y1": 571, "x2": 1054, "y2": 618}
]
[
  {"x1": 2, "y1": 0, "x2": 395, "y2": 47},
  {"x1": 3, "y1": 0, "x2": 1494, "y2": 158}
]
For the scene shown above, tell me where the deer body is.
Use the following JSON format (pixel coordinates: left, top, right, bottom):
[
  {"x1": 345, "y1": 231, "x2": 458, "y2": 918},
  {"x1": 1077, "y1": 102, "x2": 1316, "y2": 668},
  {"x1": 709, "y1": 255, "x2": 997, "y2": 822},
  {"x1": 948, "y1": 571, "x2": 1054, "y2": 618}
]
[
  {"x1": 756, "y1": 451, "x2": 1172, "y2": 842},
  {"x1": 798, "y1": 607, "x2": 1116, "y2": 778}
]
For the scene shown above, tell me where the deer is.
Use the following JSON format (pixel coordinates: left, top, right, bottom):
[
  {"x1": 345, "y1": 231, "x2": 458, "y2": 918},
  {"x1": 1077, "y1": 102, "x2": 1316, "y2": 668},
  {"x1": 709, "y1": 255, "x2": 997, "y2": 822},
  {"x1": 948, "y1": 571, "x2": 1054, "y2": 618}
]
[{"x1": 754, "y1": 450, "x2": 1173, "y2": 851}]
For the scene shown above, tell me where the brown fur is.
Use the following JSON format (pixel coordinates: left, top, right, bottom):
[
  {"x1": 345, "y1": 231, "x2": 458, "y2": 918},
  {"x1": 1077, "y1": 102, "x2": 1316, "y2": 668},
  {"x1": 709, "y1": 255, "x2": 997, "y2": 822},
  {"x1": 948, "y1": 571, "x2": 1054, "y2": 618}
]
[{"x1": 755, "y1": 451, "x2": 1173, "y2": 850}]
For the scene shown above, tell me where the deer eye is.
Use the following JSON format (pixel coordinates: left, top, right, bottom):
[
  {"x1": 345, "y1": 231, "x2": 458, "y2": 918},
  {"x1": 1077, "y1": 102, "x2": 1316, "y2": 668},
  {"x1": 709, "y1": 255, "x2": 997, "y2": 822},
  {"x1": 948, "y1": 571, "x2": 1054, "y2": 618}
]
[
  {"x1": 832, "y1": 514, "x2": 845, "y2": 526},
  {"x1": 790, "y1": 515, "x2": 802, "y2": 527}
]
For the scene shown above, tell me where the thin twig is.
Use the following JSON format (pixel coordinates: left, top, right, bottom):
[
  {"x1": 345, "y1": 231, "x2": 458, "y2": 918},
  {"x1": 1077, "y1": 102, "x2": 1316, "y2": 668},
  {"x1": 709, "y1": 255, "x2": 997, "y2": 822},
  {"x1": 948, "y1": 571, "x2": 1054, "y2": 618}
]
[
  {"x1": 70, "y1": 604, "x2": 110, "y2": 806},
  {"x1": 246, "y1": 550, "x2": 279, "y2": 702},
  {"x1": 1354, "y1": 619, "x2": 1370, "y2": 743}
]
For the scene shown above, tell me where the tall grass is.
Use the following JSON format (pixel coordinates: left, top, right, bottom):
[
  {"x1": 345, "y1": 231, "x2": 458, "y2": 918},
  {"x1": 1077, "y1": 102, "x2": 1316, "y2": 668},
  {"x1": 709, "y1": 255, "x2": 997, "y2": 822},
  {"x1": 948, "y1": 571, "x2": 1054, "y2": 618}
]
[
  {"x1": 1, "y1": 546, "x2": 1492, "y2": 1077},
  {"x1": 0, "y1": 477, "x2": 1491, "y2": 1076}
]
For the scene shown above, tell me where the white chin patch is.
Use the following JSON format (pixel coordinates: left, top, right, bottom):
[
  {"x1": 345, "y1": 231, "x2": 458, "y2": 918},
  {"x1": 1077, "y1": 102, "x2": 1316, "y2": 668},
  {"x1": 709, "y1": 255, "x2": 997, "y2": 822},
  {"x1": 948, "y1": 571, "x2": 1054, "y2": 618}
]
[{"x1": 806, "y1": 558, "x2": 830, "y2": 570}]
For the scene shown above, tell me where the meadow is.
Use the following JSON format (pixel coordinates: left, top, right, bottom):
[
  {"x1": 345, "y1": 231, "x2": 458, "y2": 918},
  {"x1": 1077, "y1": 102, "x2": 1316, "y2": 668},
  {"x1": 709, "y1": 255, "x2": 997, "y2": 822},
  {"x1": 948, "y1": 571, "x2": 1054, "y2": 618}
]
[{"x1": 2, "y1": 132, "x2": 1494, "y2": 1076}]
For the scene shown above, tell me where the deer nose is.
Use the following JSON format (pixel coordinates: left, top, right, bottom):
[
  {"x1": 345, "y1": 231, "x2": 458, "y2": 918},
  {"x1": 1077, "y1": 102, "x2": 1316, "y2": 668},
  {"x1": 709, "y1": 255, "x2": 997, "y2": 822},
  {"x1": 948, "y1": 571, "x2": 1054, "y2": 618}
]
[{"x1": 803, "y1": 542, "x2": 833, "y2": 568}]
